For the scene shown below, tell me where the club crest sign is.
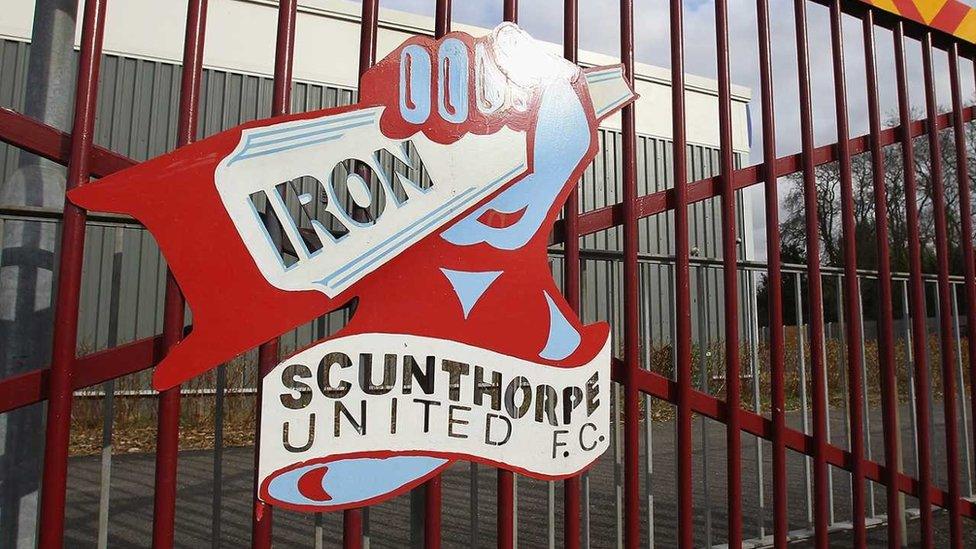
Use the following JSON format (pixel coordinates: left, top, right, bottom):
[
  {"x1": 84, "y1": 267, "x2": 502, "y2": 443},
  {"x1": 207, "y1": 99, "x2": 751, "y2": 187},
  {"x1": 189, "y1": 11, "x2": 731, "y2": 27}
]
[{"x1": 70, "y1": 24, "x2": 636, "y2": 511}]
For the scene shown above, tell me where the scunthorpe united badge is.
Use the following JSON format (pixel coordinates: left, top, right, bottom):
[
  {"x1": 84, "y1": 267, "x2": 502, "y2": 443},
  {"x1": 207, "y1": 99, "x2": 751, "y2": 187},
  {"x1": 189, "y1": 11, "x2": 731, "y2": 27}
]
[{"x1": 70, "y1": 24, "x2": 637, "y2": 512}]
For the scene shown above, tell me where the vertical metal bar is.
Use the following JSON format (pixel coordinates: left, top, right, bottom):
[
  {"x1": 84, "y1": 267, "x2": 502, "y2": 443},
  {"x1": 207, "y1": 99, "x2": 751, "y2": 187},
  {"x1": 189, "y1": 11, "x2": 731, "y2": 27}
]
[
  {"x1": 827, "y1": 276, "x2": 839, "y2": 527},
  {"x1": 512, "y1": 474, "x2": 519, "y2": 546},
  {"x1": 153, "y1": 2, "x2": 208, "y2": 546},
  {"x1": 893, "y1": 22, "x2": 932, "y2": 547},
  {"x1": 929, "y1": 281, "x2": 939, "y2": 468},
  {"x1": 344, "y1": 2, "x2": 379, "y2": 547},
  {"x1": 358, "y1": 0, "x2": 379, "y2": 81},
  {"x1": 644, "y1": 391, "x2": 654, "y2": 549},
  {"x1": 562, "y1": 1, "x2": 582, "y2": 547},
  {"x1": 435, "y1": 0, "x2": 452, "y2": 37},
  {"x1": 695, "y1": 267, "x2": 712, "y2": 547},
  {"x1": 951, "y1": 286, "x2": 973, "y2": 496},
  {"x1": 856, "y1": 281, "x2": 876, "y2": 520},
  {"x1": 795, "y1": 273, "x2": 814, "y2": 526},
  {"x1": 747, "y1": 272, "x2": 766, "y2": 540},
  {"x1": 965, "y1": 50, "x2": 976, "y2": 502},
  {"x1": 212, "y1": 364, "x2": 226, "y2": 549},
  {"x1": 952, "y1": 42, "x2": 976, "y2": 501},
  {"x1": 362, "y1": 507, "x2": 371, "y2": 548},
  {"x1": 315, "y1": 513, "x2": 324, "y2": 549},
  {"x1": 614, "y1": 382, "x2": 624, "y2": 549},
  {"x1": 96, "y1": 230, "x2": 123, "y2": 549},
  {"x1": 897, "y1": 281, "x2": 913, "y2": 547},
  {"x1": 498, "y1": 471, "x2": 514, "y2": 549},
  {"x1": 547, "y1": 481, "x2": 555, "y2": 549},
  {"x1": 756, "y1": 0, "x2": 786, "y2": 540},
  {"x1": 619, "y1": 0, "x2": 640, "y2": 546},
  {"x1": 418, "y1": 0, "x2": 449, "y2": 525},
  {"x1": 251, "y1": 1, "x2": 297, "y2": 547},
  {"x1": 861, "y1": 10, "x2": 902, "y2": 547},
  {"x1": 503, "y1": 0, "x2": 517, "y2": 24},
  {"x1": 97, "y1": 374, "x2": 113, "y2": 549},
  {"x1": 37, "y1": 0, "x2": 107, "y2": 545},
  {"x1": 423, "y1": 476, "x2": 442, "y2": 549},
  {"x1": 712, "y1": 0, "x2": 741, "y2": 543},
  {"x1": 922, "y1": 31, "x2": 963, "y2": 549},
  {"x1": 411, "y1": 489, "x2": 424, "y2": 547},
  {"x1": 826, "y1": 3, "x2": 866, "y2": 543},
  {"x1": 666, "y1": 0, "x2": 693, "y2": 545},
  {"x1": 582, "y1": 470, "x2": 591, "y2": 549},
  {"x1": 792, "y1": 0, "x2": 830, "y2": 546},
  {"x1": 491, "y1": 5, "x2": 515, "y2": 547},
  {"x1": 470, "y1": 463, "x2": 479, "y2": 548},
  {"x1": 901, "y1": 280, "x2": 920, "y2": 482}
]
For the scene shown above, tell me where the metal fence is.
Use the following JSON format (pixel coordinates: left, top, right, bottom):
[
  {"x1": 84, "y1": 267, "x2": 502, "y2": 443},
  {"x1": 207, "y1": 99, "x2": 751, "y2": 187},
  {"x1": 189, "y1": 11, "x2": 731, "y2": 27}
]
[
  {"x1": 0, "y1": 33, "x2": 749, "y2": 358},
  {"x1": 2, "y1": 0, "x2": 976, "y2": 548}
]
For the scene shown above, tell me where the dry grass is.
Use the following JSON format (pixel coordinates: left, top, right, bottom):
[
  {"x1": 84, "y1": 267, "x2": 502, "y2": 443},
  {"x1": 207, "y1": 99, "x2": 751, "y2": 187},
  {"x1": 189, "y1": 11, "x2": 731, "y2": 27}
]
[
  {"x1": 642, "y1": 327, "x2": 970, "y2": 422},
  {"x1": 68, "y1": 330, "x2": 971, "y2": 456}
]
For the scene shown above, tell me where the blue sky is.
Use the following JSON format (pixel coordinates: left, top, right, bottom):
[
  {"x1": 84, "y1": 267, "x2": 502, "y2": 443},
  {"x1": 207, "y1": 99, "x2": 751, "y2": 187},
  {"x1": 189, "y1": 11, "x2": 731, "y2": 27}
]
[{"x1": 350, "y1": 0, "x2": 972, "y2": 257}]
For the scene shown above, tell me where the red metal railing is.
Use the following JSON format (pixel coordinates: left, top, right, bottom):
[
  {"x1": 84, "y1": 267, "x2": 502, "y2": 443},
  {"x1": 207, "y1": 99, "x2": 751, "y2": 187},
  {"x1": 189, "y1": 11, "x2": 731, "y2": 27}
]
[
  {"x1": 863, "y1": 9, "x2": 901, "y2": 548},
  {"x1": 2, "y1": 0, "x2": 976, "y2": 547},
  {"x1": 152, "y1": 1, "x2": 207, "y2": 546}
]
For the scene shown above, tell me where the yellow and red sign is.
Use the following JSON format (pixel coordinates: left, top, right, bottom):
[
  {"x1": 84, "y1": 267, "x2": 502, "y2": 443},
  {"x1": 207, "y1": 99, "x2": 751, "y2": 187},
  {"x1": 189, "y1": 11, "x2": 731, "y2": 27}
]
[{"x1": 862, "y1": 0, "x2": 976, "y2": 43}]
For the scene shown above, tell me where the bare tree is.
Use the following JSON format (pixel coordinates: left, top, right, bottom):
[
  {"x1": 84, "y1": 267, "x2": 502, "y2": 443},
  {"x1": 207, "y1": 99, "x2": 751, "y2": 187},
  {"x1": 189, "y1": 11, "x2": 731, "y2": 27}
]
[
  {"x1": 780, "y1": 112, "x2": 976, "y2": 275},
  {"x1": 760, "y1": 113, "x2": 976, "y2": 327}
]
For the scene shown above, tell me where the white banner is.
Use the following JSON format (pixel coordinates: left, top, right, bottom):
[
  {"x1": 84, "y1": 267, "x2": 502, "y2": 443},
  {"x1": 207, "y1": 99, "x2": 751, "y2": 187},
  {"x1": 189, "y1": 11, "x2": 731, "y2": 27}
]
[{"x1": 258, "y1": 333, "x2": 611, "y2": 509}]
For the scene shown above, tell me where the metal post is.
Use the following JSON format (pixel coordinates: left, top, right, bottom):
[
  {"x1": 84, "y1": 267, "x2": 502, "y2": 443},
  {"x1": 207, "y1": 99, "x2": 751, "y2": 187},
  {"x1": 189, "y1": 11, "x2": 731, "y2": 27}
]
[
  {"x1": 562, "y1": 1, "x2": 582, "y2": 546},
  {"x1": 469, "y1": 462, "x2": 479, "y2": 548},
  {"x1": 922, "y1": 31, "x2": 963, "y2": 549},
  {"x1": 96, "y1": 230, "x2": 123, "y2": 549},
  {"x1": 861, "y1": 10, "x2": 903, "y2": 546},
  {"x1": 619, "y1": 0, "x2": 640, "y2": 547},
  {"x1": 212, "y1": 364, "x2": 226, "y2": 549},
  {"x1": 964, "y1": 48, "x2": 976, "y2": 504},
  {"x1": 251, "y1": 1, "x2": 297, "y2": 547},
  {"x1": 748, "y1": 272, "x2": 766, "y2": 540},
  {"x1": 793, "y1": 1, "x2": 830, "y2": 545},
  {"x1": 343, "y1": 2, "x2": 378, "y2": 546},
  {"x1": 667, "y1": 0, "x2": 693, "y2": 545},
  {"x1": 827, "y1": 3, "x2": 866, "y2": 543},
  {"x1": 713, "y1": 0, "x2": 742, "y2": 544},
  {"x1": 0, "y1": 2, "x2": 77, "y2": 543},
  {"x1": 695, "y1": 264, "x2": 712, "y2": 547},
  {"x1": 893, "y1": 21, "x2": 933, "y2": 547},
  {"x1": 755, "y1": 0, "x2": 786, "y2": 540},
  {"x1": 152, "y1": 2, "x2": 208, "y2": 546},
  {"x1": 951, "y1": 286, "x2": 973, "y2": 496},
  {"x1": 36, "y1": 0, "x2": 107, "y2": 546},
  {"x1": 795, "y1": 273, "x2": 814, "y2": 526}
]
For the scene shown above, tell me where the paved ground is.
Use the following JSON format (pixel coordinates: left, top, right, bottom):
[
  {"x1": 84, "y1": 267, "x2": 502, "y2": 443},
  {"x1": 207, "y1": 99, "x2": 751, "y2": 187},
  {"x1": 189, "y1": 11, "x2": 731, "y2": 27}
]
[{"x1": 63, "y1": 402, "x2": 976, "y2": 548}]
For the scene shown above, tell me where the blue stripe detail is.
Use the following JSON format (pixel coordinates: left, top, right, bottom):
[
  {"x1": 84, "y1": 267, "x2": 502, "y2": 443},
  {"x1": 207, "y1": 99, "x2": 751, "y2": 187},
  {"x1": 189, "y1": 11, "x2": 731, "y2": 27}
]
[
  {"x1": 242, "y1": 120, "x2": 373, "y2": 153},
  {"x1": 586, "y1": 70, "x2": 622, "y2": 83},
  {"x1": 229, "y1": 119, "x2": 376, "y2": 165},
  {"x1": 229, "y1": 134, "x2": 344, "y2": 165},
  {"x1": 247, "y1": 111, "x2": 374, "y2": 140},
  {"x1": 595, "y1": 92, "x2": 633, "y2": 118}
]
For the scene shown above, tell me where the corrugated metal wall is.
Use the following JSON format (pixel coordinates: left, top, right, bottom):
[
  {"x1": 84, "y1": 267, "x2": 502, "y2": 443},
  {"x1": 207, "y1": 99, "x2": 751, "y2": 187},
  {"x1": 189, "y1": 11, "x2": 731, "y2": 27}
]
[{"x1": 0, "y1": 37, "x2": 751, "y2": 371}]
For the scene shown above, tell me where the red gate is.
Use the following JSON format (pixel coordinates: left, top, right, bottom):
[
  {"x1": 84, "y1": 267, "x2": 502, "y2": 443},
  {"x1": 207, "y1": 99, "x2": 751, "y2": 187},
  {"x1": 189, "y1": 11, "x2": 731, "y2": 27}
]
[{"x1": 1, "y1": 0, "x2": 976, "y2": 547}]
